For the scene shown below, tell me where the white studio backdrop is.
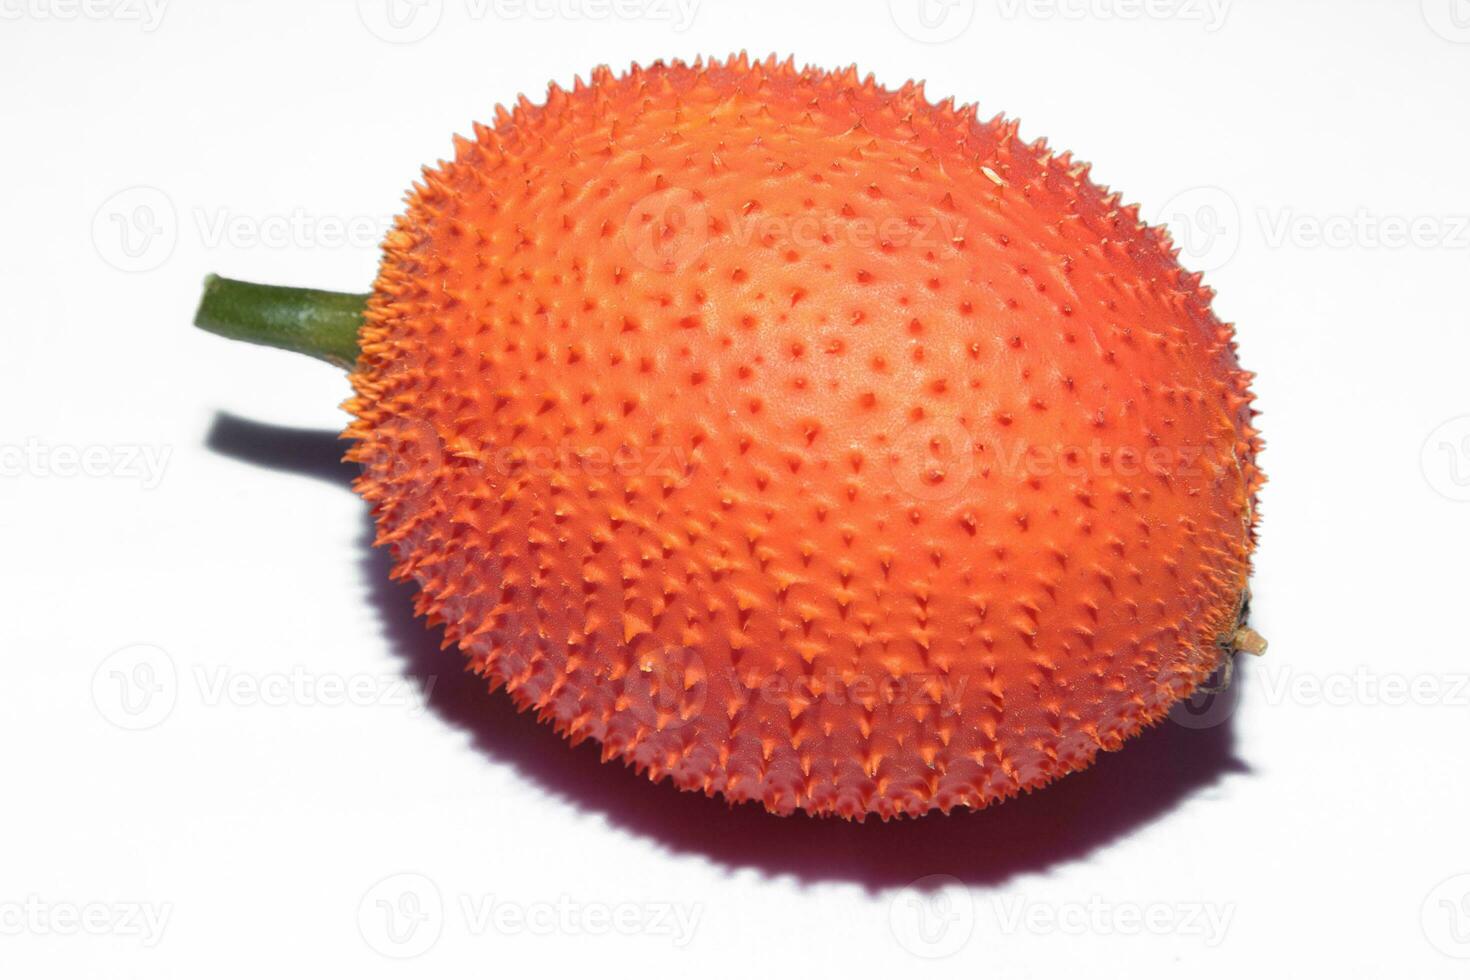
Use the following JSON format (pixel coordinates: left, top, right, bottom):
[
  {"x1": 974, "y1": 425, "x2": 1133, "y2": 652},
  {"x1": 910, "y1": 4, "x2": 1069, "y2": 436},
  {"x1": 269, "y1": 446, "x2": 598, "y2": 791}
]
[{"x1": 2, "y1": 1, "x2": 1469, "y2": 977}]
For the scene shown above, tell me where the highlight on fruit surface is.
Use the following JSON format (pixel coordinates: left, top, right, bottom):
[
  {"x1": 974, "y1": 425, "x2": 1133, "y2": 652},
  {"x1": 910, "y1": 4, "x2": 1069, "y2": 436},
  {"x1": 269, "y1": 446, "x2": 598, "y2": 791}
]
[{"x1": 194, "y1": 54, "x2": 1265, "y2": 820}]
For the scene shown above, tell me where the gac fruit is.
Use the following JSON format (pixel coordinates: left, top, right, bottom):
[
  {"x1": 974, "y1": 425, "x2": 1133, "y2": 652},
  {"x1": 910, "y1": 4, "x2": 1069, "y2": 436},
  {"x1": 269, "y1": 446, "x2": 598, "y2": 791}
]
[{"x1": 194, "y1": 54, "x2": 1265, "y2": 820}]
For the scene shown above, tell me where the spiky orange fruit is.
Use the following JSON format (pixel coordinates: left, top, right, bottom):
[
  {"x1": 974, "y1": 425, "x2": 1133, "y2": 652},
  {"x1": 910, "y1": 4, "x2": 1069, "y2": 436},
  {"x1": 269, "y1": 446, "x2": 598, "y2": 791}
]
[{"x1": 335, "y1": 55, "x2": 1264, "y2": 819}]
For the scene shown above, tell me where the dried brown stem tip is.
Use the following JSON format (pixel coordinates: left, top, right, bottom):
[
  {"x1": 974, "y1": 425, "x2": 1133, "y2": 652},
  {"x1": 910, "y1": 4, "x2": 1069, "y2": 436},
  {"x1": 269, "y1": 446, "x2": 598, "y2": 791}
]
[{"x1": 1232, "y1": 627, "x2": 1269, "y2": 656}]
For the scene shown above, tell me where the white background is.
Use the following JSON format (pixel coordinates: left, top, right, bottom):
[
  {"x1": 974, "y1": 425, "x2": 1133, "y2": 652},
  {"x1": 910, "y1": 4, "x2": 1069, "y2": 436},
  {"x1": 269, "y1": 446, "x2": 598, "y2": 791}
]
[{"x1": 3, "y1": 0, "x2": 1469, "y2": 975}]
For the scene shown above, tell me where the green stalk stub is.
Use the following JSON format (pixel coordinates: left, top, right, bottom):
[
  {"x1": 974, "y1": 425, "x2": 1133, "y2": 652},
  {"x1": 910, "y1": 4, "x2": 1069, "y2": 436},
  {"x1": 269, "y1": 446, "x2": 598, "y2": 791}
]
[{"x1": 193, "y1": 274, "x2": 367, "y2": 370}]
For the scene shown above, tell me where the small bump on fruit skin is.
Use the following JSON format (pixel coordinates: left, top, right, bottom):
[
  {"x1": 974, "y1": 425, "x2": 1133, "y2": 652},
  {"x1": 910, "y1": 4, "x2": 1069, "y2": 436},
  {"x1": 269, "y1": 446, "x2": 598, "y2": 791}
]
[{"x1": 344, "y1": 54, "x2": 1265, "y2": 820}]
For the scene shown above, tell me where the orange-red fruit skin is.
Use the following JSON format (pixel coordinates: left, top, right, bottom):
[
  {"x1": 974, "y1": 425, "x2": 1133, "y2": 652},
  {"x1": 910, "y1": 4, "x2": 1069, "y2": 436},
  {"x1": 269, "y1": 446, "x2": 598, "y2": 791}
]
[{"x1": 345, "y1": 55, "x2": 1264, "y2": 820}]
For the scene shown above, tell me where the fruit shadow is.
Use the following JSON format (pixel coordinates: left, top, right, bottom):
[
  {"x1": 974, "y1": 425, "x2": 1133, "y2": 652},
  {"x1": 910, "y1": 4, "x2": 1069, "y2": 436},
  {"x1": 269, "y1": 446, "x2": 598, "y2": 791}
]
[{"x1": 208, "y1": 412, "x2": 1252, "y2": 891}]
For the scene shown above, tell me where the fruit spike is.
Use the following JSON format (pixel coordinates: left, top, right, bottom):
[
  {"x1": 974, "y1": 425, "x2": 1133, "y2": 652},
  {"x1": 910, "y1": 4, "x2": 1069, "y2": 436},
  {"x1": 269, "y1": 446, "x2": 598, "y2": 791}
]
[{"x1": 194, "y1": 54, "x2": 1265, "y2": 820}]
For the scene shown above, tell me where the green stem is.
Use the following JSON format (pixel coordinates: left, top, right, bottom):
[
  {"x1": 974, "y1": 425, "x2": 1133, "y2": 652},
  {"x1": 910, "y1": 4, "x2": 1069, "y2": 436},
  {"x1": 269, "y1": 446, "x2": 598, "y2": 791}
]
[{"x1": 193, "y1": 274, "x2": 367, "y2": 370}]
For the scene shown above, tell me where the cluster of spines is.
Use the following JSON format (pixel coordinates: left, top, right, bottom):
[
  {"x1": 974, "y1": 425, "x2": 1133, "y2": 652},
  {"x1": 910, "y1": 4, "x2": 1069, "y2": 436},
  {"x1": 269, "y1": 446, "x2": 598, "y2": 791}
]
[{"x1": 343, "y1": 55, "x2": 1261, "y2": 820}]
